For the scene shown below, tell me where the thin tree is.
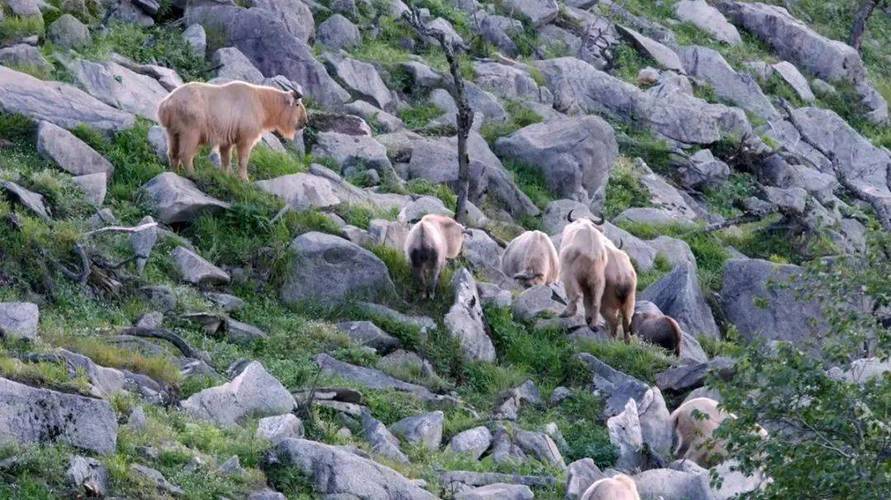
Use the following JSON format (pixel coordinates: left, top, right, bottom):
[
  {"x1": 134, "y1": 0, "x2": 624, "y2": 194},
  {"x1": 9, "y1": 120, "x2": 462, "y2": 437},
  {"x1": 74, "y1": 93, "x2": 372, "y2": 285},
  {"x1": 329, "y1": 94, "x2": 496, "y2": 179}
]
[
  {"x1": 403, "y1": 6, "x2": 475, "y2": 224},
  {"x1": 850, "y1": 0, "x2": 887, "y2": 51}
]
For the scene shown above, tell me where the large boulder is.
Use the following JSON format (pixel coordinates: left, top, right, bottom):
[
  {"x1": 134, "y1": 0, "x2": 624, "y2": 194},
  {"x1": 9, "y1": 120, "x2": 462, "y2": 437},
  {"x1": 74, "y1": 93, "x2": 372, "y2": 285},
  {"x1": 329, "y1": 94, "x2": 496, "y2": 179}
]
[
  {"x1": 390, "y1": 411, "x2": 444, "y2": 451},
  {"x1": 772, "y1": 61, "x2": 815, "y2": 102},
  {"x1": 48, "y1": 14, "x2": 92, "y2": 49},
  {"x1": 533, "y1": 57, "x2": 750, "y2": 145},
  {"x1": 256, "y1": 413, "x2": 304, "y2": 443},
  {"x1": 171, "y1": 246, "x2": 230, "y2": 286},
  {"x1": 280, "y1": 232, "x2": 395, "y2": 304},
  {"x1": 449, "y1": 426, "x2": 493, "y2": 460},
  {"x1": 185, "y1": 5, "x2": 349, "y2": 107},
  {"x1": 247, "y1": 0, "x2": 314, "y2": 43},
  {"x1": 313, "y1": 353, "x2": 443, "y2": 402},
  {"x1": 495, "y1": 116, "x2": 618, "y2": 207},
  {"x1": 312, "y1": 131, "x2": 393, "y2": 176},
  {"x1": 62, "y1": 58, "x2": 168, "y2": 122},
  {"x1": 444, "y1": 269, "x2": 496, "y2": 362},
  {"x1": 317, "y1": 14, "x2": 360, "y2": 50},
  {"x1": 212, "y1": 47, "x2": 265, "y2": 83},
  {"x1": 616, "y1": 25, "x2": 685, "y2": 73},
  {"x1": 36, "y1": 121, "x2": 114, "y2": 177},
  {"x1": 633, "y1": 467, "x2": 715, "y2": 500},
  {"x1": 717, "y1": 0, "x2": 887, "y2": 124},
  {"x1": 500, "y1": 0, "x2": 558, "y2": 27},
  {"x1": 0, "y1": 66, "x2": 135, "y2": 132},
  {"x1": 336, "y1": 321, "x2": 400, "y2": 353},
  {"x1": 720, "y1": 258, "x2": 829, "y2": 347},
  {"x1": 674, "y1": 0, "x2": 741, "y2": 45},
  {"x1": 71, "y1": 173, "x2": 107, "y2": 207},
  {"x1": 0, "y1": 377, "x2": 117, "y2": 454},
  {"x1": 477, "y1": 13, "x2": 526, "y2": 57},
  {"x1": 181, "y1": 361, "x2": 295, "y2": 427},
  {"x1": 456, "y1": 483, "x2": 533, "y2": 500},
  {"x1": 679, "y1": 46, "x2": 777, "y2": 120},
  {"x1": 473, "y1": 61, "x2": 552, "y2": 104},
  {"x1": 641, "y1": 262, "x2": 719, "y2": 339},
  {"x1": 267, "y1": 439, "x2": 436, "y2": 499},
  {"x1": 0, "y1": 302, "x2": 39, "y2": 340},
  {"x1": 0, "y1": 44, "x2": 52, "y2": 76},
  {"x1": 2, "y1": 181, "x2": 50, "y2": 220},
  {"x1": 565, "y1": 458, "x2": 604, "y2": 500},
  {"x1": 360, "y1": 411, "x2": 409, "y2": 463},
  {"x1": 67, "y1": 455, "x2": 109, "y2": 497},
  {"x1": 142, "y1": 172, "x2": 230, "y2": 224},
  {"x1": 323, "y1": 53, "x2": 394, "y2": 111},
  {"x1": 254, "y1": 173, "x2": 341, "y2": 210}
]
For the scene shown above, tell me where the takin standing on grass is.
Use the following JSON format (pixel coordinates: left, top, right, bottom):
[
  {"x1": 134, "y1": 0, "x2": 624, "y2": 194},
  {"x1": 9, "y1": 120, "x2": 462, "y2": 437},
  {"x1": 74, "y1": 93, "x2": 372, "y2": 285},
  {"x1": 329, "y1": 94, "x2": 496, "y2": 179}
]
[
  {"x1": 157, "y1": 81, "x2": 308, "y2": 181},
  {"x1": 404, "y1": 214, "x2": 466, "y2": 299},
  {"x1": 501, "y1": 230, "x2": 560, "y2": 287},
  {"x1": 600, "y1": 233, "x2": 637, "y2": 343},
  {"x1": 558, "y1": 211, "x2": 609, "y2": 330}
]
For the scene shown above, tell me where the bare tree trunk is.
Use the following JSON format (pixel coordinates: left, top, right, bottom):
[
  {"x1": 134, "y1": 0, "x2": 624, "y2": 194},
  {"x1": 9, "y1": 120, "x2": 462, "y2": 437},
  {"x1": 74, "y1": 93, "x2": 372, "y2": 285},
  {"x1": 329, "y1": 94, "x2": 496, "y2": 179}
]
[
  {"x1": 851, "y1": 0, "x2": 884, "y2": 51},
  {"x1": 403, "y1": 6, "x2": 475, "y2": 224}
]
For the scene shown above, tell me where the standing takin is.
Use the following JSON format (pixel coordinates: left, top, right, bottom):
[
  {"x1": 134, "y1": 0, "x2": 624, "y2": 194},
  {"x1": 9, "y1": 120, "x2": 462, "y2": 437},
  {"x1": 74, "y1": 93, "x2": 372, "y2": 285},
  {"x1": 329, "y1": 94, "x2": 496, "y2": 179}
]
[
  {"x1": 600, "y1": 235, "x2": 637, "y2": 343},
  {"x1": 671, "y1": 397, "x2": 732, "y2": 467},
  {"x1": 501, "y1": 230, "x2": 560, "y2": 287},
  {"x1": 404, "y1": 214, "x2": 466, "y2": 299},
  {"x1": 558, "y1": 211, "x2": 609, "y2": 329},
  {"x1": 580, "y1": 474, "x2": 640, "y2": 500},
  {"x1": 157, "y1": 81, "x2": 308, "y2": 181}
]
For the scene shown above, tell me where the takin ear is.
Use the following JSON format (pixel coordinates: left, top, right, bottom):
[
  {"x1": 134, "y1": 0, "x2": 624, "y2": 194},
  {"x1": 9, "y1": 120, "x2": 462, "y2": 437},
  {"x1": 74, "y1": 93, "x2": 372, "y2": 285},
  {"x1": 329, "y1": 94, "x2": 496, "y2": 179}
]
[{"x1": 291, "y1": 89, "x2": 303, "y2": 102}]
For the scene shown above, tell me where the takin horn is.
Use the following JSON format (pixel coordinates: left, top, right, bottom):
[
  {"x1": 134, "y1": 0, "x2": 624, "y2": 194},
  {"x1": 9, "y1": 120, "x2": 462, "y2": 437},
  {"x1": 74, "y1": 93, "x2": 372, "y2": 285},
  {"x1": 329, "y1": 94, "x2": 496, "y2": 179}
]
[{"x1": 566, "y1": 209, "x2": 576, "y2": 223}]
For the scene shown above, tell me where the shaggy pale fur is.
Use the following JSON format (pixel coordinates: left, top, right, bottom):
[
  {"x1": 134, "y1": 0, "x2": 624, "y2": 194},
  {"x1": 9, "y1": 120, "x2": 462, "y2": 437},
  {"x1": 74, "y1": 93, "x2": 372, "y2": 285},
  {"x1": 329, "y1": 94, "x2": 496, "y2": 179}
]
[
  {"x1": 501, "y1": 230, "x2": 560, "y2": 287},
  {"x1": 600, "y1": 237, "x2": 637, "y2": 342},
  {"x1": 559, "y1": 218, "x2": 608, "y2": 329},
  {"x1": 157, "y1": 81, "x2": 308, "y2": 181},
  {"x1": 581, "y1": 474, "x2": 640, "y2": 500},
  {"x1": 404, "y1": 214, "x2": 465, "y2": 298}
]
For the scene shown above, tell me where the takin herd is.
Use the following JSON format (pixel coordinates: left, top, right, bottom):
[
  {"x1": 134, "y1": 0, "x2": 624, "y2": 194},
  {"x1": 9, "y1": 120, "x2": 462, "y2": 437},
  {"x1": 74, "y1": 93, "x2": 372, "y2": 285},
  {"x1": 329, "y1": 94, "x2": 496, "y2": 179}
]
[{"x1": 158, "y1": 81, "x2": 766, "y2": 499}]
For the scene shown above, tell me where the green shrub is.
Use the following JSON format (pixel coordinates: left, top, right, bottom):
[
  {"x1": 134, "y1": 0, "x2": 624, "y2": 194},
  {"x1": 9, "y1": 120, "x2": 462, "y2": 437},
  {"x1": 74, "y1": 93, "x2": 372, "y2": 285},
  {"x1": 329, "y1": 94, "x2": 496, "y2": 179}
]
[
  {"x1": 502, "y1": 159, "x2": 553, "y2": 209},
  {"x1": 604, "y1": 157, "x2": 652, "y2": 218},
  {"x1": 398, "y1": 102, "x2": 444, "y2": 129},
  {"x1": 0, "y1": 15, "x2": 44, "y2": 46}
]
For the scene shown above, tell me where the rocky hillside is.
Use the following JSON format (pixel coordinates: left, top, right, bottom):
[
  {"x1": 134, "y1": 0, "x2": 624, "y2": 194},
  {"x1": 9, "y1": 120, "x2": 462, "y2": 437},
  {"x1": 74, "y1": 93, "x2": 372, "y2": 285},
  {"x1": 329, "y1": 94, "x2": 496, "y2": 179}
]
[{"x1": 0, "y1": 0, "x2": 889, "y2": 498}]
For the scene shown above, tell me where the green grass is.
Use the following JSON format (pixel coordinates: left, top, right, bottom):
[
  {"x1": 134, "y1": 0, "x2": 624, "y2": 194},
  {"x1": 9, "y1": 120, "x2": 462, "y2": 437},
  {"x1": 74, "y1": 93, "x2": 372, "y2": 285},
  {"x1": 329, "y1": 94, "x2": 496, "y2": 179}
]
[
  {"x1": 636, "y1": 253, "x2": 672, "y2": 290},
  {"x1": 480, "y1": 100, "x2": 544, "y2": 144},
  {"x1": 502, "y1": 159, "x2": 554, "y2": 210},
  {"x1": 0, "y1": 15, "x2": 44, "y2": 46},
  {"x1": 405, "y1": 179, "x2": 457, "y2": 209},
  {"x1": 398, "y1": 102, "x2": 445, "y2": 129},
  {"x1": 701, "y1": 172, "x2": 758, "y2": 219},
  {"x1": 604, "y1": 157, "x2": 652, "y2": 218},
  {"x1": 576, "y1": 338, "x2": 672, "y2": 384},
  {"x1": 610, "y1": 44, "x2": 649, "y2": 83}
]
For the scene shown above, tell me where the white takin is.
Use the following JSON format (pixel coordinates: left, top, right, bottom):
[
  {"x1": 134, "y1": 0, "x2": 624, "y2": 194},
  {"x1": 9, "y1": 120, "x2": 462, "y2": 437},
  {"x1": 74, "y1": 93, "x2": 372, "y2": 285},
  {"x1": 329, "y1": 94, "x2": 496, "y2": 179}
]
[
  {"x1": 404, "y1": 214, "x2": 465, "y2": 298},
  {"x1": 501, "y1": 230, "x2": 560, "y2": 287}
]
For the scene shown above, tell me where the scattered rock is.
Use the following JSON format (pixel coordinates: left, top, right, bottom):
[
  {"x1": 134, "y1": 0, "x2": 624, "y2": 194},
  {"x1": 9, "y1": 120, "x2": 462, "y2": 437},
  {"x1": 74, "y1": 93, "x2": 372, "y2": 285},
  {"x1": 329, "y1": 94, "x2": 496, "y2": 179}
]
[
  {"x1": 500, "y1": 0, "x2": 558, "y2": 27},
  {"x1": 254, "y1": 173, "x2": 340, "y2": 211},
  {"x1": 633, "y1": 467, "x2": 713, "y2": 500},
  {"x1": 312, "y1": 131, "x2": 393, "y2": 176},
  {"x1": 62, "y1": 58, "x2": 168, "y2": 121},
  {"x1": 449, "y1": 426, "x2": 493, "y2": 460},
  {"x1": 641, "y1": 262, "x2": 719, "y2": 339},
  {"x1": 565, "y1": 458, "x2": 605, "y2": 500},
  {"x1": 514, "y1": 429, "x2": 565, "y2": 468},
  {"x1": 171, "y1": 246, "x2": 230, "y2": 286},
  {"x1": 456, "y1": 483, "x2": 534, "y2": 500},
  {"x1": 181, "y1": 361, "x2": 295, "y2": 427},
  {"x1": 0, "y1": 44, "x2": 52, "y2": 76},
  {"x1": 66, "y1": 455, "x2": 108, "y2": 497},
  {"x1": 211, "y1": 47, "x2": 264, "y2": 83},
  {"x1": 343, "y1": 100, "x2": 404, "y2": 132},
  {"x1": 71, "y1": 173, "x2": 107, "y2": 207},
  {"x1": 314, "y1": 353, "x2": 444, "y2": 402},
  {"x1": 390, "y1": 411, "x2": 444, "y2": 451},
  {"x1": 48, "y1": 14, "x2": 92, "y2": 49},
  {"x1": 317, "y1": 14, "x2": 361, "y2": 50},
  {"x1": 130, "y1": 464, "x2": 184, "y2": 497},
  {"x1": 2, "y1": 180, "x2": 50, "y2": 221},
  {"x1": 674, "y1": 0, "x2": 741, "y2": 45},
  {"x1": 256, "y1": 414, "x2": 304, "y2": 443},
  {"x1": 268, "y1": 438, "x2": 435, "y2": 498},
  {"x1": 772, "y1": 61, "x2": 815, "y2": 102},
  {"x1": 617, "y1": 25, "x2": 685, "y2": 73},
  {"x1": 444, "y1": 269, "x2": 496, "y2": 362},
  {"x1": 0, "y1": 302, "x2": 39, "y2": 340},
  {"x1": 280, "y1": 232, "x2": 395, "y2": 304},
  {"x1": 512, "y1": 284, "x2": 567, "y2": 321},
  {"x1": 656, "y1": 357, "x2": 735, "y2": 392},
  {"x1": 679, "y1": 46, "x2": 777, "y2": 120},
  {"x1": 182, "y1": 23, "x2": 206, "y2": 56},
  {"x1": 336, "y1": 321, "x2": 400, "y2": 353},
  {"x1": 0, "y1": 377, "x2": 117, "y2": 454},
  {"x1": 678, "y1": 148, "x2": 731, "y2": 189},
  {"x1": 398, "y1": 195, "x2": 454, "y2": 222},
  {"x1": 323, "y1": 53, "x2": 394, "y2": 111},
  {"x1": 142, "y1": 172, "x2": 230, "y2": 224}
]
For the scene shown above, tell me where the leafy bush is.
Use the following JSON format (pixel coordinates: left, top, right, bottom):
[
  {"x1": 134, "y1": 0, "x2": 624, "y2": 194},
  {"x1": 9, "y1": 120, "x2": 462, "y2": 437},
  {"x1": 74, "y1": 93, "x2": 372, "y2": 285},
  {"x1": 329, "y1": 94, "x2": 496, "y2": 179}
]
[{"x1": 604, "y1": 157, "x2": 652, "y2": 218}]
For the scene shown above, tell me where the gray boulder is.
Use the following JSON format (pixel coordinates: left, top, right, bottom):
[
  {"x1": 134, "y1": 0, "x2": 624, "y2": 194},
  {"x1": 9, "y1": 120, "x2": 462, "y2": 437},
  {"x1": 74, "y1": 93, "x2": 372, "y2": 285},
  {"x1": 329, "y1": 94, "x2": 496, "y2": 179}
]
[
  {"x1": 720, "y1": 258, "x2": 828, "y2": 347},
  {"x1": 71, "y1": 173, "x2": 107, "y2": 207},
  {"x1": 473, "y1": 61, "x2": 551, "y2": 104},
  {"x1": 542, "y1": 199, "x2": 593, "y2": 235},
  {"x1": 398, "y1": 195, "x2": 453, "y2": 222},
  {"x1": 343, "y1": 100, "x2": 404, "y2": 133},
  {"x1": 641, "y1": 262, "x2": 719, "y2": 339},
  {"x1": 440, "y1": 471, "x2": 557, "y2": 490},
  {"x1": 456, "y1": 483, "x2": 533, "y2": 500},
  {"x1": 495, "y1": 115, "x2": 618, "y2": 206},
  {"x1": 182, "y1": 361, "x2": 295, "y2": 427},
  {"x1": 533, "y1": 57, "x2": 750, "y2": 145},
  {"x1": 718, "y1": 0, "x2": 886, "y2": 124},
  {"x1": 268, "y1": 438, "x2": 436, "y2": 499},
  {"x1": 37, "y1": 120, "x2": 114, "y2": 176},
  {"x1": 313, "y1": 131, "x2": 393, "y2": 176},
  {"x1": 130, "y1": 216, "x2": 158, "y2": 275},
  {"x1": 633, "y1": 467, "x2": 715, "y2": 500},
  {"x1": 317, "y1": 14, "x2": 360, "y2": 50},
  {"x1": 314, "y1": 353, "x2": 443, "y2": 402},
  {"x1": 444, "y1": 269, "x2": 496, "y2": 362},
  {"x1": 678, "y1": 149, "x2": 731, "y2": 189},
  {"x1": 67, "y1": 455, "x2": 108, "y2": 497},
  {"x1": 607, "y1": 398, "x2": 644, "y2": 471},
  {"x1": 512, "y1": 284, "x2": 568, "y2": 321},
  {"x1": 656, "y1": 357, "x2": 735, "y2": 393},
  {"x1": 501, "y1": 0, "x2": 558, "y2": 27},
  {"x1": 336, "y1": 321, "x2": 400, "y2": 353},
  {"x1": 212, "y1": 47, "x2": 264, "y2": 83},
  {"x1": 63, "y1": 58, "x2": 168, "y2": 121},
  {"x1": 323, "y1": 53, "x2": 395, "y2": 111},
  {"x1": 461, "y1": 229, "x2": 508, "y2": 284},
  {"x1": 48, "y1": 14, "x2": 92, "y2": 49},
  {"x1": 360, "y1": 411, "x2": 409, "y2": 463},
  {"x1": 674, "y1": 0, "x2": 741, "y2": 45},
  {"x1": 280, "y1": 232, "x2": 395, "y2": 304},
  {"x1": 185, "y1": 5, "x2": 349, "y2": 106},
  {"x1": 0, "y1": 44, "x2": 52, "y2": 76},
  {"x1": 449, "y1": 426, "x2": 492, "y2": 460},
  {"x1": 142, "y1": 172, "x2": 230, "y2": 224},
  {"x1": 130, "y1": 464, "x2": 184, "y2": 497},
  {"x1": 762, "y1": 185, "x2": 807, "y2": 214},
  {"x1": 172, "y1": 246, "x2": 230, "y2": 286},
  {"x1": 248, "y1": 0, "x2": 314, "y2": 43},
  {"x1": 0, "y1": 302, "x2": 39, "y2": 340},
  {"x1": 679, "y1": 46, "x2": 777, "y2": 120},
  {"x1": 478, "y1": 13, "x2": 525, "y2": 57},
  {"x1": 183, "y1": 24, "x2": 206, "y2": 56},
  {"x1": 254, "y1": 173, "x2": 340, "y2": 210},
  {"x1": 0, "y1": 66, "x2": 134, "y2": 132},
  {"x1": 514, "y1": 429, "x2": 565, "y2": 468},
  {"x1": 617, "y1": 25, "x2": 685, "y2": 73},
  {"x1": 390, "y1": 411, "x2": 444, "y2": 451},
  {"x1": 0, "y1": 377, "x2": 117, "y2": 454},
  {"x1": 1, "y1": 181, "x2": 50, "y2": 221},
  {"x1": 772, "y1": 61, "x2": 815, "y2": 102},
  {"x1": 565, "y1": 458, "x2": 604, "y2": 500}
]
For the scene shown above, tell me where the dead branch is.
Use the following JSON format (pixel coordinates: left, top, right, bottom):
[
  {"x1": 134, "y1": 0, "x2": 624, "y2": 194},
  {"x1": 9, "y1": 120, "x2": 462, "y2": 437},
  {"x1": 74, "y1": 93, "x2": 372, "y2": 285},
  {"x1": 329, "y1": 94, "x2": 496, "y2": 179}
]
[{"x1": 118, "y1": 326, "x2": 202, "y2": 360}]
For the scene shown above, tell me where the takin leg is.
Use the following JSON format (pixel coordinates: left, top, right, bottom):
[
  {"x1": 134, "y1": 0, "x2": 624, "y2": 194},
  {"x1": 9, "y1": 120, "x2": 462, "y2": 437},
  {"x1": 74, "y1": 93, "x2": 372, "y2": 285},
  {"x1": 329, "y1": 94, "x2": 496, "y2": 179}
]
[
  {"x1": 236, "y1": 139, "x2": 256, "y2": 181},
  {"x1": 603, "y1": 306, "x2": 621, "y2": 341},
  {"x1": 561, "y1": 275, "x2": 581, "y2": 318},
  {"x1": 219, "y1": 144, "x2": 233, "y2": 174},
  {"x1": 178, "y1": 129, "x2": 201, "y2": 177},
  {"x1": 621, "y1": 293, "x2": 635, "y2": 343},
  {"x1": 583, "y1": 278, "x2": 605, "y2": 330},
  {"x1": 429, "y1": 258, "x2": 445, "y2": 300},
  {"x1": 166, "y1": 131, "x2": 181, "y2": 171}
]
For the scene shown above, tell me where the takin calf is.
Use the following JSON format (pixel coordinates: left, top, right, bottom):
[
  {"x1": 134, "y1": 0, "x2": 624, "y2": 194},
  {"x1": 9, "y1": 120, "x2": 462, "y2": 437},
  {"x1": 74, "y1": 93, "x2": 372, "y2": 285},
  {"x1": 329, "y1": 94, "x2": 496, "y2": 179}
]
[
  {"x1": 559, "y1": 212, "x2": 608, "y2": 329},
  {"x1": 501, "y1": 230, "x2": 560, "y2": 287},
  {"x1": 580, "y1": 474, "x2": 640, "y2": 500},
  {"x1": 404, "y1": 214, "x2": 465, "y2": 298},
  {"x1": 631, "y1": 302, "x2": 682, "y2": 356},
  {"x1": 157, "y1": 81, "x2": 308, "y2": 181}
]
